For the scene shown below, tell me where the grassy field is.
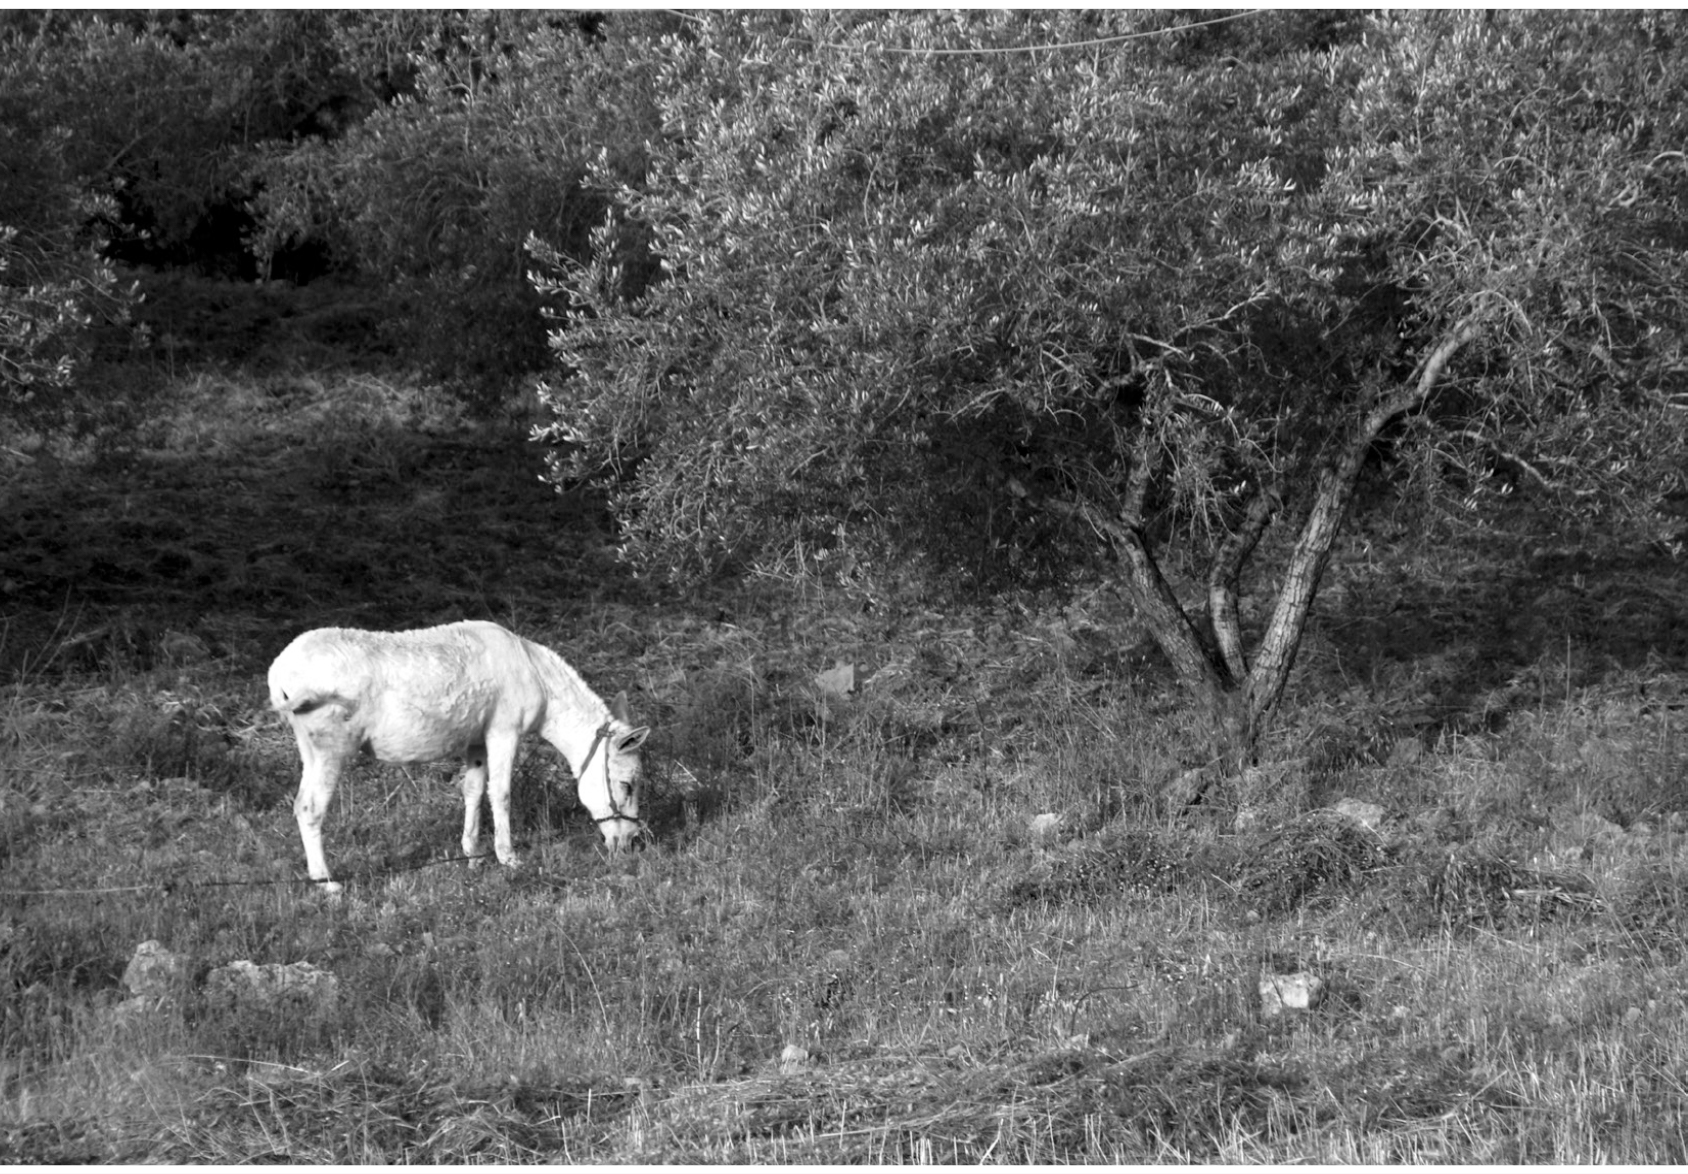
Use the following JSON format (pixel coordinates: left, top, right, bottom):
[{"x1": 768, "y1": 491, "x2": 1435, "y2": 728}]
[{"x1": 3, "y1": 364, "x2": 1687, "y2": 1161}]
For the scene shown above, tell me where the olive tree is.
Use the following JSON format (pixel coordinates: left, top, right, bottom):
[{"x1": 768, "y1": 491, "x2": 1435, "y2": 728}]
[{"x1": 537, "y1": 11, "x2": 1688, "y2": 785}]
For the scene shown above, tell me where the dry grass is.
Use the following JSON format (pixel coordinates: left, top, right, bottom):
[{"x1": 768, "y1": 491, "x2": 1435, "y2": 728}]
[{"x1": 3, "y1": 366, "x2": 1688, "y2": 1161}]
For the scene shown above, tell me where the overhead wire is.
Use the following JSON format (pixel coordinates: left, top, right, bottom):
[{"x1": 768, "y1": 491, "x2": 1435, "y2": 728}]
[
  {"x1": 865, "y1": 10, "x2": 1271, "y2": 55},
  {"x1": 658, "y1": 9, "x2": 1270, "y2": 55}
]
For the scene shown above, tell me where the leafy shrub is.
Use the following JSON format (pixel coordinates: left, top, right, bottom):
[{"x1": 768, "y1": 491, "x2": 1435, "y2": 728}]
[
  {"x1": 0, "y1": 226, "x2": 130, "y2": 410},
  {"x1": 251, "y1": 12, "x2": 672, "y2": 390}
]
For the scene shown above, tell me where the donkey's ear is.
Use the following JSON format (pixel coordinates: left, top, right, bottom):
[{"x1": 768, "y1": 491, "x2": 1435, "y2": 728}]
[
  {"x1": 616, "y1": 726, "x2": 650, "y2": 752},
  {"x1": 610, "y1": 690, "x2": 633, "y2": 723}
]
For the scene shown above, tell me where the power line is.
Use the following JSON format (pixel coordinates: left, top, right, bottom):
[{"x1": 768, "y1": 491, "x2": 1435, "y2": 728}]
[
  {"x1": 661, "y1": 10, "x2": 1272, "y2": 55},
  {"x1": 867, "y1": 10, "x2": 1272, "y2": 55}
]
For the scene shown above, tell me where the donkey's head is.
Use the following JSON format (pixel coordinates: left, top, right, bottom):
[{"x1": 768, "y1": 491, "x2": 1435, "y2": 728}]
[{"x1": 579, "y1": 691, "x2": 649, "y2": 850}]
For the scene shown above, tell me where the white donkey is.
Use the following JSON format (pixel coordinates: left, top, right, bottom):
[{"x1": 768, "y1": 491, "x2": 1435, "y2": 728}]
[{"x1": 268, "y1": 620, "x2": 649, "y2": 893}]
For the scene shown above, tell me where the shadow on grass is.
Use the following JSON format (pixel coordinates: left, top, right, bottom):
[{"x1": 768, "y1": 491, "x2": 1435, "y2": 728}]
[
  {"x1": 0, "y1": 398, "x2": 645, "y2": 682},
  {"x1": 1317, "y1": 515, "x2": 1688, "y2": 745}
]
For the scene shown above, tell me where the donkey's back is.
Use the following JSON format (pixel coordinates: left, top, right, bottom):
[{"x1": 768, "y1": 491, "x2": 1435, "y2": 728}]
[{"x1": 268, "y1": 620, "x2": 548, "y2": 762}]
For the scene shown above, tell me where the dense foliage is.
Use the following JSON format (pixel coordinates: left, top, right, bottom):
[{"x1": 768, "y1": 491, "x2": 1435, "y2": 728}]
[
  {"x1": 0, "y1": 11, "x2": 378, "y2": 404},
  {"x1": 251, "y1": 11, "x2": 672, "y2": 383},
  {"x1": 0, "y1": 11, "x2": 672, "y2": 392},
  {"x1": 0, "y1": 13, "x2": 394, "y2": 271},
  {"x1": 0, "y1": 227, "x2": 126, "y2": 410},
  {"x1": 2, "y1": 9, "x2": 1684, "y2": 758},
  {"x1": 536, "y1": 10, "x2": 1688, "y2": 757}
]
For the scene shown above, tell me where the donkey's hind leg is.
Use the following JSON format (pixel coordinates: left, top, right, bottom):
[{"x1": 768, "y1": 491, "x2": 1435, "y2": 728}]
[{"x1": 460, "y1": 746, "x2": 490, "y2": 867}]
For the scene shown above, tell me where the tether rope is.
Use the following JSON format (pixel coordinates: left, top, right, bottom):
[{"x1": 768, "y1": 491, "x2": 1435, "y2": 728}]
[{"x1": 0, "y1": 845, "x2": 582, "y2": 899}]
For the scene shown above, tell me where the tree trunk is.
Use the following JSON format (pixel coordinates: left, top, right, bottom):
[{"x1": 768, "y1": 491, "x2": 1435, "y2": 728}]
[
  {"x1": 1110, "y1": 518, "x2": 1228, "y2": 696},
  {"x1": 1207, "y1": 483, "x2": 1280, "y2": 683},
  {"x1": 1241, "y1": 444, "x2": 1368, "y2": 740},
  {"x1": 1240, "y1": 323, "x2": 1481, "y2": 742}
]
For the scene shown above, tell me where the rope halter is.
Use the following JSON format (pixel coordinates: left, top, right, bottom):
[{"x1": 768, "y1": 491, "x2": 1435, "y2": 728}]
[{"x1": 577, "y1": 719, "x2": 645, "y2": 838}]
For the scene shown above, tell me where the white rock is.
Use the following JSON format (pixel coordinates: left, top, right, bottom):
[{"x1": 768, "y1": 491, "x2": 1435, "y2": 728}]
[
  {"x1": 1386, "y1": 737, "x2": 1423, "y2": 766},
  {"x1": 1331, "y1": 798, "x2": 1386, "y2": 831},
  {"x1": 1029, "y1": 813, "x2": 1063, "y2": 839},
  {"x1": 1169, "y1": 767, "x2": 1212, "y2": 806},
  {"x1": 204, "y1": 959, "x2": 339, "y2": 1023},
  {"x1": 557, "y1": 892, "x2": 611, "y2": 919},
  {"x1": 813, "y1": 660, "x2": 857, "y2": 697},
  {"x1": 1259, "y1": 971, "x2": 1325, "y2": 1018},
  {"x1": 122, "y1": 940, "x2": 191, "y2": 1005}
]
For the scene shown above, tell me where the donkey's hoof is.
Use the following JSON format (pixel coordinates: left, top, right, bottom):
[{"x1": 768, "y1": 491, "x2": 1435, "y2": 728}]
[
  {"x1": 311, "y1": 878, "x2": 344, "y2": 898},
  {"x1": 466, "y1": 853, "x2": 489, "y2": 871}
]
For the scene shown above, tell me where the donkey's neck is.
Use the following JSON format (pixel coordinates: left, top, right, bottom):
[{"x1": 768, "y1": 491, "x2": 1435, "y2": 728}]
[{"x1": 523, "y1": 637, "x2": 611, "y2": 772}]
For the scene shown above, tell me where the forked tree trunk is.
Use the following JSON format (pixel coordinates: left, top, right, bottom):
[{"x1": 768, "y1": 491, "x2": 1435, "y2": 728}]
[{"x1": 1099, "y1": 322, "x2": 1482, "y2": 805}]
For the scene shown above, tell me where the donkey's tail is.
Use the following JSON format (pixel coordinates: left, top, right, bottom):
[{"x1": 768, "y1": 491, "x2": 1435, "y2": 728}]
[{"x1": 272, "y1": 685, "x2": 359, "y2": 717}]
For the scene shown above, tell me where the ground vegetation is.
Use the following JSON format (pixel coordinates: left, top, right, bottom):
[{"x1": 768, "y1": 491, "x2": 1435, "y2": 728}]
[{"x1": 1, "y1": 369, "x2": 1686, "y2": 1162}]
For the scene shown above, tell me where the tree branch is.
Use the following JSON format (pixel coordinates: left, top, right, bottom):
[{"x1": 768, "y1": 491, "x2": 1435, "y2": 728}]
[
  {"x1": 1025, "y1": 489, "x2": 1226, "y2": 698},
  {"x1": 1244, "y1": 318, "x2": 1483, "y2": 731},
  {"x1": 1366, "y1": 318, "x2": 1484, "y2": 435},
  {"x1": 1447, "y1": 427, "x2": 1555, "y2": 493},
  {"x1": 1206, "y1": 480, "x2": 1281, "y2": 684},
  {"x1": 1121, "y1": 416, "x2": 1157, "y2": 525}
]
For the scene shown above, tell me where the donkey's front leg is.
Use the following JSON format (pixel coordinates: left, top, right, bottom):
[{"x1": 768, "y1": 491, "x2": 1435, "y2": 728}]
[
  {"x1": 460, "y1": 748, "x2": 490, "y2": 868},
  {"x1": 291, "y1": 722, "x2": 346, "y2": 897},
  {"x1": 484, "y1": 730, "x2": 522, "y2": 870}
]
